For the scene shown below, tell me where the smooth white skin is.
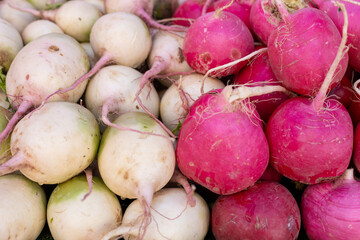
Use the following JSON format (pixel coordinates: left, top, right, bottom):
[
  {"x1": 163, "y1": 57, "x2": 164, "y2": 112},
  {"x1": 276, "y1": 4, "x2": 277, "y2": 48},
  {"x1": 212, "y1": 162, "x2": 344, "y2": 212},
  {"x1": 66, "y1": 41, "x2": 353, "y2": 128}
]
[
  {"x1": 104, "y1": 0, "x2": 154, "y2": 15},
  {"x1": 10, "y1": 102, "x2": 100, "y2": 185},
  {"x1": 117, "y1": 188, "x2": 210, "y2": 240},
  {"x1": 84, "y1": 65, "x2": 160, "y2": 132},
  {"x1": 79, "y1": 0, "x2": 105, "y2": 13},
  {"x1": 0, "y1": 18, "x2": 24, "y2": 71},
  {"x1": 0, "y1": 174, "x2": 46, "y2": 240},
  {"x1": 160, "y1": 73, "x2": 225, "y2": 132},
  {"x1": 98, "y1": 112, "x2": 175, "y2": 199},
  {"x1": 47, "y1": 175, "x2": 122, "y2": 240},
  {"x1": 21, "y1": 19, "x2": 64, "y2": 44},
  {"x1": 27, "y1": 0, "x2": 67, "y2": 10},
  {"x1": 81, "y1": 42, "x2": 99, "y2": 68},
  {"x1": 55, "y1": 1, "x2": 103, "y2": 42},
  {"x1": 148, "y1": 30, "x2": 192, "y2": 87},
  {"x1": 0, "y1": 0, "x2": 37, "y2": 32},
  {"x1": 6, "y1": 33, "x2": 90, "y2": 108},
  {"x1": 90, "y1": 12, "x2": 152, "y2": 68}
]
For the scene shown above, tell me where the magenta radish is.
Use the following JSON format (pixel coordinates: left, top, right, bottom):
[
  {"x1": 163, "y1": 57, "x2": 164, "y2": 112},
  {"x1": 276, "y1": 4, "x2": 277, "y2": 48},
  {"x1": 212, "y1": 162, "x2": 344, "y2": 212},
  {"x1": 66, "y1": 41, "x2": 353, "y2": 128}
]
[
  {"x1": 102, "y1": 188, "x2": 210, "y2": 240},
  {"x1": 173, "y1": 0, "x2": 211, "y2": 26},
  {"x1": 212, "y1": 181, "x2": 301, "y2": 240},
  {"x1": 98, "y1": 111, "x2": 176, "y2": 236},
  {"x1": 328, "y1": 74, "x2": 353, "y2": 108},
  {"x1": 267, "y1": 1, "x2": 348, "y2": 96},
  {"x1": 214, "y1": 0, "x2": 252, "y2": 29},
  {"x1": 47, "y1": 175, "x2": 122, "y2": 240},
  {"x1": 105, "y1": 0, "x2": 186, "y2": 32},
  {"x1": 0, "y1": 18, "x2": 23, "y2": 72},
  {"x1": 259, "y1": 164, "x2": 282, "y2": 181},
  {"x1": 0, "y1": 174, "x2": 46, "y2": 240},
  {"x1": 0, "y1": 102, "x2": 100, "y2": 185},
  {"x1": 233, "y1": 46, "x2": 291, "y2": 122},
  {"x1": 0, "y1": 33, "x2": 90, "y2": 145},
  {"x1": 301, "y1": 169, "x2": 360, "y2": 240},
  {"x1": 183, "y1": 10, "x2": 254, "y2": 78},
  {"x1": 21, "y1": 19, "x2": 64, "y2": 44},
  {"x1": 9, "y1": 0, "x2": 103, "y2": 42},
  {"x1": 265, "y1": 2, "x2": 353, "y2": 184},
  {"x1": 160, "y1": 73, "x2": 225, "y2": 133},
  {"x1": 353, "y1": 123, "x2": 360, "y2": 173},
  {"x1": 145, "y1": 30, "x2": 192, "y2": 88},
  {"x1": 176, "y1": 85, "x2": 291, "y2": 195},
  {"x1": 84, "y1": 65, "x2": 160, "y2": 132},
  {"x1": 0, "y1": 0, "x2": 37, "y2": 32},
  {"x1": 313, "y1": 0, "x2": 360, "y2": 72}
]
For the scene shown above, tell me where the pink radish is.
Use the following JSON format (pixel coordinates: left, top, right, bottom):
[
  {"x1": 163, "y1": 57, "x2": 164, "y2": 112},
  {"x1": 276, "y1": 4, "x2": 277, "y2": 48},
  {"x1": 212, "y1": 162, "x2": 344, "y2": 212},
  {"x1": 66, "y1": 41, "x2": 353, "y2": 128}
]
[
  {"x1": 183, "y1": 10, "x2": 254, "y2": 78},
  {"x1": 98, "y1": 111, "x2": 176, "y2": 237},
  {"x1": 0, "y1": 33, "x2": 90, "y2": 145},
  {"x1": 47, "y1": 175, "x2": 122, "y2": 240},
  {"x1": 267, "y1": 1, "x2": 348, "y2": 96},
  {"x1": 0, "y1": 174, "x2": 46, "y2": 240},
  {"x1": 301, "y1": 169, "x2": 360, "y2": 240},
  {"x1": 102, "y1": 188, "x2": 210, "y2": 240},
  {"x1": 173, "y1": 0, "x2": 213, "y2": 26},
  {"x1": 9, "y1": 0, "x2": 103, "y2": 42},
  {"x1": 104, "y1": 0, "x2": 186, "y2": 32},
  {"x1": 211, "y1": 181, "x2": 301, "y2": 240},
  {"x1": 176, "y1": 85, "x2": 288, "y2": 195},
  {"x1": 313, "y1": 0, "x2": 360, "y2": 73},
  {"x1": 0, "y1": 102, "x2": 100, "y2": 185},
  {"x1": 265, "y1": 2, "x2": 353, "y2": 184},
  {"x1": 214, "y1": 0, "x2": 252, "y2": 29},
  {"x1": 259, "y1": 164, "x2": 282, "y2": 181}
]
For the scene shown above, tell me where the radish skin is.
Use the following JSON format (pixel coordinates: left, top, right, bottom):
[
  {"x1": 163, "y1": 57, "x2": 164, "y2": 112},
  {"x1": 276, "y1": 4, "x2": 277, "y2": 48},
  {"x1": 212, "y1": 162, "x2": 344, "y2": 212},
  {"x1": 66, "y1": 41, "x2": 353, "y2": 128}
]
[
  {"x1": 0, "y1": 0, "x2": 37, "y2": 32},
  {"x1": 21, "y1": 19, "x2": 64, "y2": 44},
  {"x1": 47, "y1": 175, "x2": 122, "y2": 240},
  {"x1": 0, "y1": 174, "x2": 46, "y2": 240}
]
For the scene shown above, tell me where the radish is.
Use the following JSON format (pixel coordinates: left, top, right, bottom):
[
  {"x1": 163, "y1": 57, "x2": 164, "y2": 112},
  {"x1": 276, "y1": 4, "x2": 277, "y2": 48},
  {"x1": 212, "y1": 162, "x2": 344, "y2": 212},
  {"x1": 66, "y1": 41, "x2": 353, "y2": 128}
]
[
  {"x1": 0, "y1": 18, "x2": 23, "y2": 72},
  {"x1": 259, "y1": 164, "x2": 282, "y2": 181},
  {"x1": 183, "y1": 10, "x2": 254, "y2": 78},
  {"x1": 353, "y1": 123, "x2": 360, "y2": 173},
  {"x1": 214, "y1": 0, "x2": 252, "y2": 29},
  {"x1": 313, "y1": 0, "x2": 360, "y2": 73},
  {"x1": 98, "y1": 111, "x2": 176, "y2": 237},
  {"x1": 80, "y1": 42, "x2": 99, "y2": 68},
  {"x1": 175, "y1": 85, "x2": 293, "y2": 195},
  {"x1": 105, "y1": 0, "x2": 186, "y2": 31},
  {"x1": 79, "y1": 0, "x2": 105, "y2": 13},
  {"x1": 0, "y1": 33, "x2": 90, "y2": 145},
  {"x1": 173, "y1": 0, "x2": 212, "y2": 26},
  {"x1": 9, "y1": 0, "x2": 103, "y2": 42},
  {"x1": 145, "y1": 30, "x2": 192, "y2": 88},
  {"x1": 84, "y1": 65, "x2": 160, "y2": 132},
  {"x1": 26, "y1": 0, "x2": 66, "y2": 10},
  {"x1": 0, "y1": 174, "x2": 46, "y2": 240},
  {"x1": 301, "y1": 168, "x2": 360, "y2": 240},
  {"x1": 233, "y1": 46, "x2": 292, "y2": 122},
  {"x1": 211, "y1": 181, "x2": 301, "y2": 240},
  {"x1": 328, "y1": 73, "x2": 353, "y2": 108},
  {"x1": 21, "y1": 19, "x2": 64, "y2": 44},
  {"x1": 267, "y1": 1, "x2": 348, "y2": 96},
  {"x1": 160, "y1": 73, "x2": 225, "y2": 133},
  {"x1": 102, "y1": 188, "x2": 210, "y2": 240},
  {"x1": 265, "y1": 2, "x2": 353, "y2": 184},
  {"x1": 47, "y1": 175, "x2": 122, "y2": 240},
  {"x1": 0, "y1": 0, "x2": 37, "y2": 32},
  {"x1": 249, "y1": 0, "x2": 308, "y2": 45},
  {"x1": 0, "y1": 101, "x2": 100, "y2": 185}
]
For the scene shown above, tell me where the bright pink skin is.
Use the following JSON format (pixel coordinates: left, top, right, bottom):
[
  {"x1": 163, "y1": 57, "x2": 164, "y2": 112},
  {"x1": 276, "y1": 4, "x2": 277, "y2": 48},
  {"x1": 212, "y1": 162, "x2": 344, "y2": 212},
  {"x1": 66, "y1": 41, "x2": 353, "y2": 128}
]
[
  {"x1": 183, "y1": 11, "x2": 254, "y2": 78},
  {"x1": 268, "y1": 8, "x2": 349, "y2": 97},
  {"x1": 265, "y1": 97, "x2": 353, "y2": 184},
  {"x1": 211, "y1": 181, "x2": 301, "y2": 240},
  {"x1": 173, "y1": 0, "x2": 213, "y2": 26},
  {"x1": 314, "y1": 0, "x2": 360, "y2": 72},
  {"x1": 176, "y1": 89, "x2": 269, "y2": 195},
  {"x1": 353, "y1": 124, "x2": 360, "y2": 172},
  {"x1": 214, "y1": 0, "x2": 252, "y2": 29},
  {"x1": 301, "y1": 170, "x2": 360, "y2": 240},
  {"x1": 233, "y1": 48, "x2": 290, "y2": 122},
  {"x1": 249, "y1": 0, "x2": 279, "y2": 44},
  {"x1": 329, "y1": 75, "x2": 353, "y2": 108},
  {"x1": 260, "y1": 164, "x2": 282, "y2": 182}
]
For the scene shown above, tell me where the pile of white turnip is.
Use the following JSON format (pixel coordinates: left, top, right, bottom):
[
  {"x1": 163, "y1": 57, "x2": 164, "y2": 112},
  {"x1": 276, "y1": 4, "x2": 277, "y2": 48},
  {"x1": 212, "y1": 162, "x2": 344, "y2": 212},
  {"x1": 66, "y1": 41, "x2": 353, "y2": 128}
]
[{"x1": 1, "y1": 0, "x2": 360, "y2": 239}]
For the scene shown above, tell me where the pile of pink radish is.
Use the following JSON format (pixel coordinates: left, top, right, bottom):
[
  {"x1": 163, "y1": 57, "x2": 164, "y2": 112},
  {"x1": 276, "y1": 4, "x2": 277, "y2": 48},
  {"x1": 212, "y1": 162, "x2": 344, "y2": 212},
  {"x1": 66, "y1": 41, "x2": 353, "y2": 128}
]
[{"x1": 1, "y1": 0, "x2": 360, "y2": 239}]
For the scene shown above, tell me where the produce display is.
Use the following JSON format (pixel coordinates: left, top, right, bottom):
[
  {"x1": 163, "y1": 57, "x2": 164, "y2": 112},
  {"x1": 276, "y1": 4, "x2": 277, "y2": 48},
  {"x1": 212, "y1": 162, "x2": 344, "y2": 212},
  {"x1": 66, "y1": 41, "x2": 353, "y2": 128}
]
[{"x1": 0, "y1": 0, "x2": 360, "y2": 239}]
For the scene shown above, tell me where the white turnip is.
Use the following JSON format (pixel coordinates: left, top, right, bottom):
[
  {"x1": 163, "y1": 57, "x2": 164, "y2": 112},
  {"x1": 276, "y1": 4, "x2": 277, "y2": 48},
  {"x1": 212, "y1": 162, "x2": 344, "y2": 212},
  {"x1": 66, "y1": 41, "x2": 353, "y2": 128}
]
[
  {"x1": 21, "y1": 19, "x2": 64, "y2": 44},
  {"x1": 0, "y1": 0, "x2": 37, "y2": 32}
]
